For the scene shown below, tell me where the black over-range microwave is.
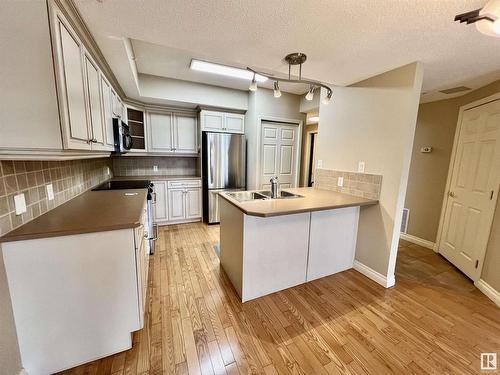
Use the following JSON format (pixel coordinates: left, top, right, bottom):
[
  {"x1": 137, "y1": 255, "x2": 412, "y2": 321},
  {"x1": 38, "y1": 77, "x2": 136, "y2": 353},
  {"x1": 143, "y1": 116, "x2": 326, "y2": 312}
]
[{"x1": 112, "y1": 118, "x2": 133, "y2": 154}]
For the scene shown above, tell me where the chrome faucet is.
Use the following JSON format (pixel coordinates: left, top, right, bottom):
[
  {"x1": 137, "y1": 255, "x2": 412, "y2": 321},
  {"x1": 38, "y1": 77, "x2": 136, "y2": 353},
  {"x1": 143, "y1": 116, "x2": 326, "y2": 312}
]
[{"x1": 270, "y1": 176, "x2": 278, "y2": 198}]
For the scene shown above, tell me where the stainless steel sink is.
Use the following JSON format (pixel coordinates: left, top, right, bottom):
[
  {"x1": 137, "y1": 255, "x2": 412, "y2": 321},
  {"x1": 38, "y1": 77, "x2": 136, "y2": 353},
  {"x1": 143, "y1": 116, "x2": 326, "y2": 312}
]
[
  {"x1": 226, "y1": 191, "x2": 268, "y2": 202},
  {"x1": 256, "y1": 190, "x2": 304, "y2": 199}
]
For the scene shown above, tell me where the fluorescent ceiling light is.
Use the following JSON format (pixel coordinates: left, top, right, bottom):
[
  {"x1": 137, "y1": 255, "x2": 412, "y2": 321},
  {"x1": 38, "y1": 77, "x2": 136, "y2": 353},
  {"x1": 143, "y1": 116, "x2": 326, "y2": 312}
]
[
  {"x1": 309, "y1": 116, "x2": 319, "y2": 123},
  {"x1": 190, "y1": 59, "x2": 267, "y2": 82}
]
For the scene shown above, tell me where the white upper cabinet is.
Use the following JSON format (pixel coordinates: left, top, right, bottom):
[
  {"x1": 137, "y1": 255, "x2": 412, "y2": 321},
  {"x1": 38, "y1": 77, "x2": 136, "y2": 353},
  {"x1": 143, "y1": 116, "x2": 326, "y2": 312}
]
[
  {"x1": 174, "y1": 114, "x2": 198, "y2": 154},
  {"x1": 200, "y1": 110, "x2": 245, "y2": 134},
  {"x1": 84, "y1": 54, "x2": 108, "y2": 150},
  {"x1": 147, "y1": 111, "x2": 198, "y2": 155},
  {"x1": 53, "y1": 11, "x2": 91, "y2": 150},
  {"x1": 147, "y1": 112, "x2": 174, "y2": 153},
  {"x1": 100, "y1": 76, "x2": 115, "y2": 149}
]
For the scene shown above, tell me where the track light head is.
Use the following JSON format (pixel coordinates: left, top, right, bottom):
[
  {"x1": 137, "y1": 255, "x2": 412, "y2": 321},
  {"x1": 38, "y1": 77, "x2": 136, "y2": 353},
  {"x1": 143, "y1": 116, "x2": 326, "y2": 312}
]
[
  {"x1": 305, "y1": 85, "x2": 315, "y2": 101},
  {"x1": 322, "y1": 90, "x2": 333, "y2": 105},
  {"x1": 249, "y1": 74, "x2": 257, "y2": 91},
  {"x1": 273, "y1": 81, "x2": 282, "y2": 98}
]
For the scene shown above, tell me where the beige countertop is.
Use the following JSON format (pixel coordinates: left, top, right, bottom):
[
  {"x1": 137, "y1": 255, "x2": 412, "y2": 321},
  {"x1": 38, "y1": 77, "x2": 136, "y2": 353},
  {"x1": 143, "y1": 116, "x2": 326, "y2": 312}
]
[
  {"x1": 112, "y1": 175, "x2": 201, "y2": 181},
  {"x1": 0, "y1": 189, "x2": 148, "y2": 243},
  {"x1": 219, "y1": 187, "x2": 378, "y2": 217}
]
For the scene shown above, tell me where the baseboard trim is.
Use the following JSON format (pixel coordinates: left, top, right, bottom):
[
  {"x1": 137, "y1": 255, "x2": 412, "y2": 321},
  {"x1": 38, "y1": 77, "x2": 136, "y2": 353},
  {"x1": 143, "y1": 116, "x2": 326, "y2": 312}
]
[
  {"x1": 400, "y1": 233, "x2": 436, "y2": 251},
  {"x1": 353, "y1": 260, "x2": 395, "y2": 288},
  {"x1": 475, "y1": 279, "x2": 500, "y2": 307}
]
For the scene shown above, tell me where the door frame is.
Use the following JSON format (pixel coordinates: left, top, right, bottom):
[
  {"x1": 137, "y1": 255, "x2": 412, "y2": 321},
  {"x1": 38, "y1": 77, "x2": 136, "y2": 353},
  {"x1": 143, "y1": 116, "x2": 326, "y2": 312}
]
[
  {"x1": 435, "y1": 92, "x2": 500, "y2": 281},
  {"x1": 255, "y1": 115, "x2": 303, "y2": 189},
  {"x1": 303, "y1": 128, "x2": 318, "y2": 187}
]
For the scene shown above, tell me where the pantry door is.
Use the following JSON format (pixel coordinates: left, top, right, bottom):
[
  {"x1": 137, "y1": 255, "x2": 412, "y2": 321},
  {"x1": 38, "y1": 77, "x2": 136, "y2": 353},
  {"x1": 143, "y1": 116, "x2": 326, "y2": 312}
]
[
  {"x1": 259, "y1": 121, "x2": 300, "y2": 190},
  {"x1": 438, "y1": 98, "x2": 500, "y2": 280}
]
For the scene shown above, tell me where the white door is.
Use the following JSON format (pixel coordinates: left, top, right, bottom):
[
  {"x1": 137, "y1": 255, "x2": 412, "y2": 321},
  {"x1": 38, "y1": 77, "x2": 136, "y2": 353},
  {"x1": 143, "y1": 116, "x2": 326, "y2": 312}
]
[
  {"x1": 439, "y1": 99, "x2": 500, "y2": 279},
  {"x1": 201, "y1": 111, "x2": 224, "y2": 132},
  {"x1": 100, "y1": 76, "x2": 114, "y2": 149},
  {"x1": 168, "y1": 188, "x2": 185, "y2": 221},
  {"x1": 148, "y1": 112, "x2": 174, "y2": 153},
  {"x1": 152, "y1": 181, "x2": 168, "y2": 222},
  {"x1": 259, "y1": 122, "x2": 299, "y2": 190},
  {"x1": 224, "y1": 113, "x2": 245, "y2": 133},
  {"x1": 174, "y1": 114, "x2": 198, "y2": 154},
  {"x1": 57, "y1": 18, "x2": 90, "y2": 149},
  {"x1": 185, "y1": 188, "x2": 201, "y2": 219},
  {"x1": 84, "y1": 55, "x2": 106, "y2": 150}
]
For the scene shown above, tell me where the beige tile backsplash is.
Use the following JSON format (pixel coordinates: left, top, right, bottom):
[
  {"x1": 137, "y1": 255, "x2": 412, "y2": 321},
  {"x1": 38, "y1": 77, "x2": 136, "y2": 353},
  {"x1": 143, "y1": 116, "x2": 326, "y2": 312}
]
[
  {"x1": 112, "y1": 156, "x2": 199, "y2": 177},
  {"x1": 315, "y1": 168, "x2": 382, "y2": 200},
  {"x1": 0, "y1": 159, "x2": 112, "y2": 236}
]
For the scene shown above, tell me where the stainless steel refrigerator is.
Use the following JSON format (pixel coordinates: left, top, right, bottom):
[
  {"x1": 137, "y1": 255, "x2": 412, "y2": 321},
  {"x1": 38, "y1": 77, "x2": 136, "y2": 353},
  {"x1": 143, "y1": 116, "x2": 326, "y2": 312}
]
[{"x1": 202, "y1": 132, "x2": 246, "y2": 224}]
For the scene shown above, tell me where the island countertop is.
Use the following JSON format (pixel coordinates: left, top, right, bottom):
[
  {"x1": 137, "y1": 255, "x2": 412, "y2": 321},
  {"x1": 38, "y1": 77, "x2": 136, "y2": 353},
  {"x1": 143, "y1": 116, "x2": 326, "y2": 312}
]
[
  {"x1": 219, "y1": 187, "x2": 378, "y2": 217},
  {"x1": 0, "y1": 189, "x2": 148, "y2": 243}
]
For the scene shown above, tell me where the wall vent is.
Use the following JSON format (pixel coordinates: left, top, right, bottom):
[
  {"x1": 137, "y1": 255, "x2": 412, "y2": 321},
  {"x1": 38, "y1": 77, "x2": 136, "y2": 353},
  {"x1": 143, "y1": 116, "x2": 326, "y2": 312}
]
[
  {"x1": 439, "y1": 86, "x2": 471, "y2": 94},
  {"x1": 401, "y1": 208, "x2": 409, "y2": 233}
]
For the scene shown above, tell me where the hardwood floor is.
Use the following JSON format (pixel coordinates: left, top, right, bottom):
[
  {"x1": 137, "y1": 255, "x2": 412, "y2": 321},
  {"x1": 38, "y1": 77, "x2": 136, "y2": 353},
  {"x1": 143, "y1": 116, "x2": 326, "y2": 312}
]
[{"x1": 60, "y1": 223, "x2": 500, "y2": 375}]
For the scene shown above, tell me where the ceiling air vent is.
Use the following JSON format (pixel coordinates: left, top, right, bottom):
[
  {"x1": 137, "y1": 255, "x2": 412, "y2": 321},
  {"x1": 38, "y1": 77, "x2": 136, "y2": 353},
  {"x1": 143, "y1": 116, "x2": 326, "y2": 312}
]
[{"x1": 439, "y1": 86, "x2": 472, "y2": 94}]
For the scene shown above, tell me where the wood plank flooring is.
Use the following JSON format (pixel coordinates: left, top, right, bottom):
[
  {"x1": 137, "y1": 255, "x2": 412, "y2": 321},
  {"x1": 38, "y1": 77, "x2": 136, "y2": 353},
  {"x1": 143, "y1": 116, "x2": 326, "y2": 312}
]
[{"x1": 59, "y1": 223, "x2": 500, "y2": 375}]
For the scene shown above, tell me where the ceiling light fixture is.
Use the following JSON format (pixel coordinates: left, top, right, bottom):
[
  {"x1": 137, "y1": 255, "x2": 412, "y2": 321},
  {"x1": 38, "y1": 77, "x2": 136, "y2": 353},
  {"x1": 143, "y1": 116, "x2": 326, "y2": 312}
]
[
  {"x1": 247, "y1": 52, "x2": 334, "y2": 104},
  {"x1": 455, "y1": 0, "x2": 500, "y2": 37},
  {"x1": 273, "y1": 81, "x2": 281, "y2": 98},
  {"x1": 249, "y1": 74, "x2": 258, "y2": 91},
  {"x1": 190, "y1": 59, "x2": 268, "y2": 82}
]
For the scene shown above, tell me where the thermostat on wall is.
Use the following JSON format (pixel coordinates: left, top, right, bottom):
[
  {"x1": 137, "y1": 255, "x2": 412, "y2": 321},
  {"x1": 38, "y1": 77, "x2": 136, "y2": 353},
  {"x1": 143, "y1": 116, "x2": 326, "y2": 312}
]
[{"x1": 420, "y1": 146, "x2": 433, "y2": 153}]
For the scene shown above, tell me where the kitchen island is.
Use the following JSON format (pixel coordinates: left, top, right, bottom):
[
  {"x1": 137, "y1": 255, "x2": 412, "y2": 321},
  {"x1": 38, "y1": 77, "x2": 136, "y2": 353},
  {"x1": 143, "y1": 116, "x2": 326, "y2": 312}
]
[{"x1": 218, "y1": 187, "x2": 378, "y2": 302}]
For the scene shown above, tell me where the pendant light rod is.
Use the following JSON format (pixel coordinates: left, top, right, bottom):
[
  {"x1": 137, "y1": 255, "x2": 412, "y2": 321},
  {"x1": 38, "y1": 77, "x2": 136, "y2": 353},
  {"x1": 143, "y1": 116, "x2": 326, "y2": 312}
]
[{"x1": 246, "y1": 67, "x2": 333, "y2": 95}]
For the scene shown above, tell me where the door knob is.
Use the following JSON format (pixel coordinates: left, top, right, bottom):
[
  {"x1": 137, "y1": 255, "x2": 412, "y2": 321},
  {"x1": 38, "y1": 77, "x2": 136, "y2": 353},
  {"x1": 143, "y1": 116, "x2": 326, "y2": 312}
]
[{"x1": 449, "y1": 191, "x2": 456, "y2": 198}]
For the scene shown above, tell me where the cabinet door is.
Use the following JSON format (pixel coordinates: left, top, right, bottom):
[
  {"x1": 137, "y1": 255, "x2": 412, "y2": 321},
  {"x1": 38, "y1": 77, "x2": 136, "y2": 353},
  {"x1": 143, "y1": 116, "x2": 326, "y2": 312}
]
[
  {"x1": 111, "y1": 90, "x2": 122, "y2": 118},
  {"x1": 201, "y1": 111, "x2": 224, "y2": 132},
  {"x1": 174, "y1": 114, "x2": 198, "y2": 154},
  {"x1": 168, "y1": 188, "x2": 185, "y2": 221},
  {"x1": 100, "y1": 76, "x2": 114, "y2": 148},
  {"x1": 152, "y1": 181, "x2": 168, "y2": 222},
  {"x1": 224, "y1": 113, "x2": 245, "y2": 133},
  {"x1": 84, "y1": 54, "x2": 106, "y2": 150},
  {"x1": 148, "y1": 112, "x2": 174, "y2": 153},
  {"x1": 185, "y1": 188, "x2": 201, "y2": 219},
  {"x1": 56, "y1": 17, "x2": 90, "y2": 149}
]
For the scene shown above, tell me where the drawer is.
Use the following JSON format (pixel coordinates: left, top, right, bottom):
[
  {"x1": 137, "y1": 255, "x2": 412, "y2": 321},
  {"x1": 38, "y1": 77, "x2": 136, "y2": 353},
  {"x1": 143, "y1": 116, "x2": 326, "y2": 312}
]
[{"x1": 167, "y1": 179, "x2": 201, "y2": 188}]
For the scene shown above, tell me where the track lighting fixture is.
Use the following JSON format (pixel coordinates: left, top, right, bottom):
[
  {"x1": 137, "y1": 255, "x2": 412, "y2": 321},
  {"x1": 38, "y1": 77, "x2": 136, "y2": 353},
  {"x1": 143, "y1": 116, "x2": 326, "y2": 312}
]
[
  {"x1": 455, "y1": 0, "x2": 500, "y2": 37},
  {"x1": 247, "y1": 53, "x2": 334, "y2": 103},
  {"x1": 273, "y1": 81, "x2": 281, "y2": 98},
  {"x1": 305, "y1": 85, "x2": 315, "y2": 101}
]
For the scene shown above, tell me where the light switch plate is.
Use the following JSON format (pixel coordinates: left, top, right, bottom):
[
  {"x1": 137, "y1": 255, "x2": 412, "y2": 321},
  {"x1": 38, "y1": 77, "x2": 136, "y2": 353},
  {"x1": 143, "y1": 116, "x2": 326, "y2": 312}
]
[
  {"x1": 317, "y1": 159, "x2": 323, "y2": 168},
  {"x1": 46, "y1": 184, "x2": 55, "y2": 201},
  {"x1": 153, "y1": 165, "x2": 158, "y2": 172},
  {"x1": 358, "y1": 161, "x2": 365, "y2": 173},
  {"x1": 14, "y1": 194, "x2": 27, "y2": 215},
  {"x1": 337, "y1": 177, "x2": 344, "y2": 187}
]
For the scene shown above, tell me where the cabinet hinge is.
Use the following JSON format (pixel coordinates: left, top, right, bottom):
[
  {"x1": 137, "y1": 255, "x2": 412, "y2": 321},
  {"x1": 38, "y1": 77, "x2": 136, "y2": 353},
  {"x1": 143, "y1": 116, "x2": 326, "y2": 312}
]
[
  {"x1": 475, "y1": 260, "x2": 479, "y2": 268},
  {"x1": 490, "y1": 190, "x2": 494, "y2": 200}
]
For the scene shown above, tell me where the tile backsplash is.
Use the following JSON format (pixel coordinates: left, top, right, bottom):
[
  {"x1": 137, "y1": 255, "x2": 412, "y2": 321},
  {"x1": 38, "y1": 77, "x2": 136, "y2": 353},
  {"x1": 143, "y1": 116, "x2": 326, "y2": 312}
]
[
  {"x1": 0, "y1": 158, "x2": 112, "y2": 236},
  {"x1": 315, "y1": 168, "x2": 382, "y2": 200},
  {"x1": 112, "y1": 156, "x2": 199, "y2": 177}
]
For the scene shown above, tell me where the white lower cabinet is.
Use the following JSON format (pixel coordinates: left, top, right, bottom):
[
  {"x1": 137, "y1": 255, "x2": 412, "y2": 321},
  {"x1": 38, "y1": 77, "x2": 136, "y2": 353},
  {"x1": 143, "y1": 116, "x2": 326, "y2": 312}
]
[
  {"x1": 152, "y1": 179, "x2": 202, "y2": 225},
  {"x1": 1, "y1": 215, "x2": 149, "y2": 374}
]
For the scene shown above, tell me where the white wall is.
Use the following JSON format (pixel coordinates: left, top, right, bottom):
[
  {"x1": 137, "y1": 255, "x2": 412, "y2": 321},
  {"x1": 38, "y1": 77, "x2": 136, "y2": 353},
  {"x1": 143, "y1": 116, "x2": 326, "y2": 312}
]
[
  {"x1": 245, "y1": 89, "x2": 305, "y2": 189},
  {"x1": 138, "y1": 73, "x2": 248, "y2": 110},
  {"x1": 317, "y1": 62, "x2": 424, "y2": 281}
]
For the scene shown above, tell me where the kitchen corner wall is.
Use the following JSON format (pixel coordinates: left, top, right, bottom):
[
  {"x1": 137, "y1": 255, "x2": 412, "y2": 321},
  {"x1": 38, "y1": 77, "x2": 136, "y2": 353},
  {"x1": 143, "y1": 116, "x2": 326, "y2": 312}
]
[
  {"x1": 112, "y1": 156, "x2": 199, "y2": 177},
  {"x1": 0, "y1": 159, "x2": 112, "y2": 236},
  {"x1": 317, "y1": 62, "x2": 424, "y2": 283}
]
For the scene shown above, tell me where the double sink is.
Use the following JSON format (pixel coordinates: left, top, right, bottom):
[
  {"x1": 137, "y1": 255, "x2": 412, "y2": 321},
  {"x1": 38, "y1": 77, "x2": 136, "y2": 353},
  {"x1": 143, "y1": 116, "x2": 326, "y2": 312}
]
[{"x1": 227, "y1": 190, "x2": 303, "y2": 202}]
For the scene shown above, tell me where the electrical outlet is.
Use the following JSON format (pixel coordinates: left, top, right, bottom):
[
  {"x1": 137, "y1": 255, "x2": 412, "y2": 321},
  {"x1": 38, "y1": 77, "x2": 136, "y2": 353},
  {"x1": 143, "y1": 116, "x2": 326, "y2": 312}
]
[
  {"x1": 153, "y1": 165, "x2": 158, "y2": 172},
  {"x1": 317, "y1": 159, "x2": 323, "y2": 168},
  {"x1": 46, "y1": 184, "x2": 55, "y2": 201},
  {"x1": 337, "y1": 177, "x2": 344, "y2": 187},
  {"x1": 358, "y1": 161, "x2": 365, "y2": 173},
  {"x1": 14, "y1": 194, "x2": 27, "y2": 215}
]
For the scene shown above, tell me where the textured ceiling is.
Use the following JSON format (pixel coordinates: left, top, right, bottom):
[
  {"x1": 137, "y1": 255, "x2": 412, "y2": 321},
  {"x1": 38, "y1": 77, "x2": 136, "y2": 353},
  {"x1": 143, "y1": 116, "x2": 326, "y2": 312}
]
[{"x1": 75, "y1": 0, "x2": 500, "y2": 102}]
